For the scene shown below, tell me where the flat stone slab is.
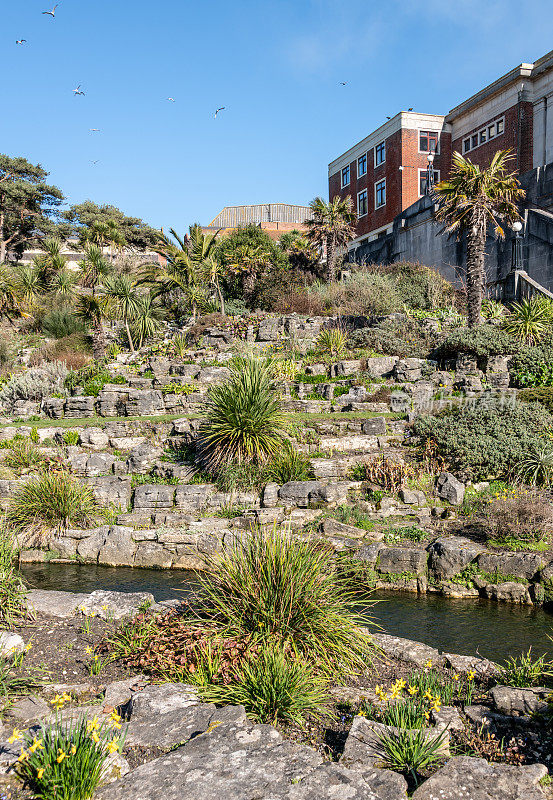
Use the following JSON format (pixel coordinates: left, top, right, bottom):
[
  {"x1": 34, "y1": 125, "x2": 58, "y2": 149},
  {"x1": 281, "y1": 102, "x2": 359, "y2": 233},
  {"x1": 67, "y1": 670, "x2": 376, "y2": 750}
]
[
  {"x1": 443, "y1": 652, "x2": 499, "y2": 676},
  {"x1": 411, "y1": 755, "x2": 548, "y2": 799},
  {"x1": 0, "y1": 632, "x2": 25, "y2": 658},
  {"x1": 79, "y1": 590, "x2": 155, "y2": 620},
  {"x1": 125, "y1": 683, "x2": 210, "y2": 746},
  {"x1": 27, "y1": 589, "x2": 89, "y2": 618},
  {"x1": 97, "y1": 710, "x2": 407, "y2": 800},
  {"x1": 371, "y1": 633, "x2": 443, "y2": 667}
]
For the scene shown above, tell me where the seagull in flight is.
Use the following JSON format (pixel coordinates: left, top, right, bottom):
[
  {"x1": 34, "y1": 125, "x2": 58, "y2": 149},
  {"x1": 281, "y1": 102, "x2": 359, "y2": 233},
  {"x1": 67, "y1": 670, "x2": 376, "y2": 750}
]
[
  {"x1": 73, "y1": 85, "x2": 85, "y2": 96},
  {"x1": 16, "y1": 39, "x2": 27, "y2": 45},
  {"x1": 167, "y1": 97, "x2": 175, "y2": 102},
  {"x1": 90, "y1": 128, "x2": 101, "y2": 132},
  {"x1": 339, "y1": 81, "x2": 348, "y2": 86},
  {"x1": 214, "y1": 107, "x2": 225, "y2": 119},
  {"x1": 386, "y1": 116, "x2": 391, "y2": 120},
  {"x1": 42, "y1": 4, "x2": 59, "y2": 17},
  {"x1": 90, "y1": 160, "x2": 100, "y2": 165}
]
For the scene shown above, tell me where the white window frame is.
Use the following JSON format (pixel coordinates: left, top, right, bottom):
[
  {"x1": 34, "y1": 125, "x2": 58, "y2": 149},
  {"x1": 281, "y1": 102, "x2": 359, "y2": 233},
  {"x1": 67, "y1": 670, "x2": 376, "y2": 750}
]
[
  {"x1": 374, "y1": 140, "x2": 386, "y2": 167},
  {"x1": 341, "y1": 165, "x2": 350, "y2": 188},
  {"x1": 462, "y1": 116, "x2": 505, "y2": 154},
  {"x1": 418, "y1": 130, "x2": 440, "y2": 155},
  {"x1": 357, "y1": 189, "x2": 368, "y2": 217},
  {"x1": 418, "y1": 168, "x2": 440, "y2": 197},
  {"x1": 375, "y1": 178, "x2": 386, "y2": 209},
  {"x1": 357, "y1": 153, "x2": 367, "y2": 178}
]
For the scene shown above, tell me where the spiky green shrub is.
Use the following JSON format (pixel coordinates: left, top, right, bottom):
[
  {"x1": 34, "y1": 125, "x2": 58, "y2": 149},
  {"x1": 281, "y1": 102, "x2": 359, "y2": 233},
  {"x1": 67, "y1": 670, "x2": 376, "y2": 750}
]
[
  {"x1": 502, "y1": 298, "x2": 553, "y2": 344},
  {"x1": 7, "y1": 472, "x2": 99, "y2": 538},
  {"x1": 196, "y1": 525, "x2": 373, "y2": 677},
  {"x1": 195, "y1": 357, "x2": 288, "y2": 472},
  {"x1": 264, "y1": 446, "x2": 314, "y2": 483},
  {"x1": 481, "y1": 299, "x2": 506, "y2": 320},
  {"x1": 4, "y1": 439, "x2": 44, "y2": 471},
  {"x1": 201, "y1": 645, "x2": 328, "y2": 725},
  {"x1": 41, "y1": 309, "x2": 86, "y2": 339},
  {"x1": 497, "y1": 648, "x2": 553, "y2": 687},
  {"x1": 0, "y1": 524, "x2": 27, "y2": 626},
  {"x1": 512, "y1": 442, "x2": 553, "y2": 487},
  {"x1": 315, "y1": 327, "x2": 348, "y2": 358},
  {"x1": 376, "y1": 726, "x2": 447, "y2": 787}
]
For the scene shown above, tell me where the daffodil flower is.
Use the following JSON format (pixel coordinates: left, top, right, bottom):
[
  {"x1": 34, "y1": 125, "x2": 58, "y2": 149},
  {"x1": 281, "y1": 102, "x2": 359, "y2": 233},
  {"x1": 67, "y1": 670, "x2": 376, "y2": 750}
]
[
  {"x1": 17, "y1": 749, "x2": 29, "y2": 762},
  {"x1": 8, "y1": 728, "x2": 24, "y2": 744},
  {"x1": 37, "y1": 767, "x2": 46, "y2": 779},
  {"x1": 28, "y1": 738, "x2": 43, "y2": 754},
  {"x1": 56, "y1": 750, "x2": 66, "y2": 763}
]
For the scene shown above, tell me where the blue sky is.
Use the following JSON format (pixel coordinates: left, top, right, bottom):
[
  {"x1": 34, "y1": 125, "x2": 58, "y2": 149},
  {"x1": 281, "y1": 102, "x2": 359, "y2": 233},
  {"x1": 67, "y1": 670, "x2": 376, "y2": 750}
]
[{"x1": 3, "y1": 0, "x2": 553, "y2": 232}]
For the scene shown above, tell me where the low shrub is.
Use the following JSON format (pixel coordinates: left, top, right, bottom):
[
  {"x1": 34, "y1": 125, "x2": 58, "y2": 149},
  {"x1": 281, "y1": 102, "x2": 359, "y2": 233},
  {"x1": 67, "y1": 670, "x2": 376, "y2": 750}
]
[
  {"x1": 351, "y1": 456, "x2": 415, "y2": 494},
  {"x1": 264, "y1": 446, "x2": 314, "y2": 483},
  {"x1": 308, "y1": 272, "x2": 401, "y2": 316},
  {"x1": 4, "y1": 439, "x2": 45, "y2": 471},
  {"x1": 513, "y1": 442, "x2": 553, "y2": 487},
  {"x1": 518, "y1": 387, "x2": 553, "y2": 413},
  {"x1": 510, "y1": 341, "x2": 553, "y2": 387},
  {"x1": 502, "y1": 298, "x2": 553, "y2": 344},
  {"x1": 315, "y1": 327, "x2": 348, "y2": 358},
  {"x1": 64, "y1": 362, "x2": 126, "y2": 397},
  {"x1": 460, "y1": 488, "x2": 552, "y2": 545},
  {"x1": 197, "y1": 525, "x2": 373, "y2": 677},
  {"x1": 0, "y1": 524, "x2": 27, "y2": 626},
  {"x1": 29, "y1": 334, "x2": 92, "y2": 370},
  {"x1": 212, "y1": 462, "x2": 267, "y2": 492},
  {"x1": 0, "y1": 363, "x2": 68, "y2": 407},
  {"x1": 497, "y1": 648, "x2": 553, "y2": 688},
  {"x1": 376, "y1": 726, "x2": 447, "y2": 787},
  {"x1": 349, "y1": 318, "x2": 436, "y2": 358},
  {"x1": 41, "y1": 308, "x2": 86, "y2": 339},
  {"x1": 195, "y1": 357, "x2": 288, "y2": 472},
  {"x1": 368, "y1": 261, "x2": 458, "y2": 311},
  {"x1": 7, "y1": 472, "x2": 99, "y2": 539},
  {"x1": 412, "y1": 399, "x2": 553, "y2": 481},
  {"x1": 201, "y1": 645, "x2": 329, "y2": 725},
  {"x1": 436, "y1": 325, "x2": 516, "y2": 360}
]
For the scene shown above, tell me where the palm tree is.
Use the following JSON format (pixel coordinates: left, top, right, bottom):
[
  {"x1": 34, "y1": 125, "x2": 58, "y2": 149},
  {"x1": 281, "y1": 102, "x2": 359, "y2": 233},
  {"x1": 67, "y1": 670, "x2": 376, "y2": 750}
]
[
  {"x1": 49, "y1": 268, "x2": 78, "y2": 300},
  {"x1": 304, "y1": 196, "x2": 357, "y2": 283},
  {"x1": 434, "y1": 150, "x2": 525, "y2": 327},
  {"x1": 12, "y1": 263, "x2": 42, "y2": 312},
  {"x1": 102, "y1": 274, "x2": 140, "y2": 352},
  {"x1": 75, "y1": 295, "x2": 106, "y2": 360},
  {"x1": 0, "y1": 266, "x2": 26, "y2": 322},
  {"x1": 226, "y1": 243, "x2": 269, "y2": 299},
  {"x1": 34, "y1": 237, "x2": 66, "y2": 284},
  {"x1": 80, "y1": 243, "x2": 112, "y2": 295},
  {"x1": 130, "y1": 293, "x2": 165, "y2": 349},
  {"x1": 204, "y1": 254, "x2": 226, "y2": 315}
]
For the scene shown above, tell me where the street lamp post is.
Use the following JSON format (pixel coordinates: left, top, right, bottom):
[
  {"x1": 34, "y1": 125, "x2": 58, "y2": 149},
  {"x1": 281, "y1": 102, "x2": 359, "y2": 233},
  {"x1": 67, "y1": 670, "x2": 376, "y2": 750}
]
[
  {"x1": 425, "y1": 152, "x2": 435, "y2": 195},
  {"x1": 511, "y1": 220, "x2": 523, "y2": 271}
]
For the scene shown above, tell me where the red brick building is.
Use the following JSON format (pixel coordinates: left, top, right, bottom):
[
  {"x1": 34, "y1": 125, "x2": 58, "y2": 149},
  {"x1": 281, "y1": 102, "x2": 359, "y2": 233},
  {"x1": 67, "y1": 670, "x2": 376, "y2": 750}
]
[{"x1": 329, "y1": 50, "x2": 553, "y2": 252}]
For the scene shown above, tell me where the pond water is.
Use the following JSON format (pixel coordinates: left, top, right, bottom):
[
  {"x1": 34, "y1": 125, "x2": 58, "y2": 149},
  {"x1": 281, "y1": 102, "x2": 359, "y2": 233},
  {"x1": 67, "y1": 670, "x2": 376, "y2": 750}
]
[{"x1": 21, "y1": 562, "x2": 553, "y2": 664}]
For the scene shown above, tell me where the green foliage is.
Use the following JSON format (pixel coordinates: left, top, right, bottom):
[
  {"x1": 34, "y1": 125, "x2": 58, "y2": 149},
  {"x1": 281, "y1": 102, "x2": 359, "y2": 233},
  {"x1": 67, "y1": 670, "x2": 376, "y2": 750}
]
[
  {"x1": 315, "y1": 327, "x2": 348, "y2": 357},
  {"x1": 412, "y1": 399, "x2": 553, "y2": 480},
  {"x1": 64, "y1": 199, "x2": 158, "y2": 250},
  {"x1": 497, "y1": 648, "x2": 553, "y2": 687},
  {"x1": 211, "y1": 462, "x2": 266, "y2": 492},
  {"x1": 196, "y1": 526, "x2": 373, "y2": 678},
  {"x1": 264, "y1": 446, "x2": 314, "y2": 483},
  {"x1": 195, "y1": 357, "x2": 288, "y2": 472},
  {"x1": 16, "y1": 713, "x2": 124, "y2": 800},
  {"x1": 376, "y1": 725, "x2": 447, "y2": 784},
  {"x1": 349, "y1": 318, "x2": 436, "y2": 358},
  {"x1": 502, "y1": 298, "x2": 553, "y2": 344},
  {"x1": 171, "y1": 334, "x2": 188, "y2": 358},
  {"x1": 7, "y1": 472, "x2": 99, "y2": 537},
  {"x1": 481, "y1": 299, "x2": 506, "y2": 320},
  {"x1": 0, "y1": 362, "x2": 68, "y2": 405},
  {"x1": 381, "y1": 262, "x2": 457, "y2": 311},
  {"x1": 160, "y1": 381, "x2": 196, "y2": 396},
  {"x1": 41, "y1": 309, "x2": 85, "y2": 339},
  {"x1": 4, "y1": 438, "x2": 44, "y2": 470},
  {"x1": 62, "y1": 430, "x2": 80, "y2": 446},
  {"x1": 65, "y1": 362, "x2": 126, "y2": 397},
  {"x1": 383, "y1": 524, "x2": 427, "y2": 544},
  {"x1": 510, "y1": 340, "x2": 553, "y2": 387},
  {"x1": 368, "y1": 696, "x2": 429, "y2": 729},
  {"x1": 437, "y1": 324, "x2": 516, "y2": 359},
  {"x1": 309, "y1": 272, "x2": 400, "y2": 316},
  {"x1": 513, "y1": 441, "x2": 553, "y2": 487},
  {"x1": 0, "y1": 524, "x2": 27, "y2": 626},
  {"x1": 331, "y1": 505, "x2": 376, "y2": 531},
  {"x1": 519, "y1": 387, "x2": 553, "y2": 413},
  {"x1": 201, "y1": 645, "x2": 329, "y2": 725}
]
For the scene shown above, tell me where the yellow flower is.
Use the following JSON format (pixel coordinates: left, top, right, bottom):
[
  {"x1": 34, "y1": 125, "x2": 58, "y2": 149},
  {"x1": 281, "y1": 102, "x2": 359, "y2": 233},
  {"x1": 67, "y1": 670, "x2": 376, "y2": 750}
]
[
  {"x1": 424, "y1": 711, "x2": 430, "y2": 720},
  {"x1": 109, "y1": 711, "x2": 122, "y2": 729},
  {"x1": 431, "y1": 701, "x2": 442, "y2": 713},
  {"x1": 85, "y1": 646, "x2": 93, "y2": 655},
  {"x1": 91, "y1": 731, "x2": 100, "y2": 744},
  {"x1": 106, "y1": 738, "x2": 120, "y2": 754},
  {"x1": 423, "y1": 690, "x2": 433, "y2": 701},
  {"x1": 56, "y1": 750, "x2": 66, "y2": 763},
  {"x1": 25, "y1": 642, "x2": 32, "y2": 652},
  {"x1": 28, "y1": 738, "x2": 44, "y2": 754},
  {"x1": 408, "y1": 685, "x2": 418, "y2": 695},
  {"x1": 17, "y1": 749, "x2": 29, "y2": 762},
  {"x1": 452, "y1": 674, "x2": 460, "y2": 681},
  {"x1": 425, "y1": 659, "x2": 433, "y2": 669},
  {"x1": 37, "y1": 768, "x2": 46, "y2": 779},
  {"x1": 87, "y1": 716, "x2": 100, "y2": 733},
  {"x1": 8, "y1": 728, "x2": 24, "y2": 744},
  {"x1": 467, "y1": 670, "x2": 476, "y2": 681}
]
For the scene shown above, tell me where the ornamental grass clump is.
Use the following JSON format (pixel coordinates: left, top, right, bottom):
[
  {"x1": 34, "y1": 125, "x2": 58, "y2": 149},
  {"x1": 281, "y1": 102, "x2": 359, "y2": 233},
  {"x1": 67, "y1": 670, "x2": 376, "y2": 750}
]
[
  {"x1": 195, "y1": 356, "x2": 289, "y2": 472},
  {"x1": 201, "y1": 644, "x2": 329, "y2": 725},
  {"x1": 196, "y1": 525, "x2": 373, "y2": 678},
  {"x1": 497, "y1": 648, "x2": 553, "y2": 688},
  {"x1": 7, "y1": 471, "x2": 99, "y2": 539},
  {"x1": 0, "y1": 523, "x2": 27, "y2": 626},
  {"x1": 264, "y1": 445, "x2": 314, "y2": 483},
  {"x1": 13, "y1": 706, "x2": 125, "y2": 800}
]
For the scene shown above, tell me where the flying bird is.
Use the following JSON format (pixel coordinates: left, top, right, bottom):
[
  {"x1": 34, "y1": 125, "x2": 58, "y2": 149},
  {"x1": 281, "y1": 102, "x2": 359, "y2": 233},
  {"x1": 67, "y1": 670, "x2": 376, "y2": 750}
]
[
  {"x1": 16, "y1": 39, "x2": 27, "y2": 45},
  {"x1": 73, "y1": 85, "x2": 85, "y2": 96},
  {"x1": 167, "y1": 97, "x2": 175, "y2": 102},
  {"x1": 90, "y1": 128, "x2": 100, "y2": 132},
  {"x1": 386, "y1": 116, "x2": 391, "y2": 120},
  {"x1": 90, "y1": 160, "x2": 100, "y2": 165},
  {"x1": 42, "y1": 4, "x2": 59, "y2": 17},
  {"x1": 339, "y1": 81, "x2": 348, "y2": 86},
  {"x1": 408, "y1": 107, "x2": 413, "y2": 111},
  {"x1": 214, "y1": 107, "x2": 225, "y2": 119}
]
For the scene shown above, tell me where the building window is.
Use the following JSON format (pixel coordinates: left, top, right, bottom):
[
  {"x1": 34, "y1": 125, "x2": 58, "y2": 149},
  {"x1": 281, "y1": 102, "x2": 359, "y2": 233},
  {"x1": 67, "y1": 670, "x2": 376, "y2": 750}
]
[
  {"x1": 375, "y1": 140, "x2": 386, "y2": 166},
  {"x1": 419, "y1": 169, "x2": 440, "y2": 196},
  {"x1": 419, "y1": 130, "x2": 439, "y2": 153},
  {"x1": 375, "y1": 179, "x2": 386, "y2": 208},
  {"x1": 357, "y1": 189, "x2": 368, "y2": 217},
  {"x1": 341, "y1": 165, "x2": 350, "y2": 187},
  {"x1": 357, "y1": 154, "x2": 367, "y2": 177},
  {"x1": 462, "y1": 116, "x2": 505, "y2": 154}
]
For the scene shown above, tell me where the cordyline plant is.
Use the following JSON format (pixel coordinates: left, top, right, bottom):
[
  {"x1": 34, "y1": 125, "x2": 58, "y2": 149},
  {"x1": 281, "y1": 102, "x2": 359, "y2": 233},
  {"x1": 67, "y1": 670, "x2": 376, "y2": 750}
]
[
  {"x1": 434, "y1": 150, "x2": 525, "y2": 328},
  {"x1": 195, "y1": 356, "x2": 289, "y2": 472}
]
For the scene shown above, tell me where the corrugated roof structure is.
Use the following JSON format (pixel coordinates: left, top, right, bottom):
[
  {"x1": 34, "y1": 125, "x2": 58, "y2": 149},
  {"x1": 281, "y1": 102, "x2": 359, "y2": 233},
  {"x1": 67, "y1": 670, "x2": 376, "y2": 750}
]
[{"x1": 209, "y1": 203, "x2": 313, "y2": 228}]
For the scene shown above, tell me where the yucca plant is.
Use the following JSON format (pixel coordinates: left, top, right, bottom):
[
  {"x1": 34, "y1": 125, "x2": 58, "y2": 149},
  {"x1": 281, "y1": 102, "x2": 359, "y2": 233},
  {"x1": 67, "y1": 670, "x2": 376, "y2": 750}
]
[
  {"x1": 315, "y1": 327, "x2": 348, "y2": 358},
  {"x1": 512, "y1": 442, "x2": 553, "y2": 486},
  {"x1": 201, "y1": 645, "x2": 329, "y2": 725},
  {"x1": 481, "y1": 299, "x2": 506, "y2": 320},
  {"x1": 196, "y1": 525, "x2": 373, "y2": 678},
  {"x1": 171, "y1": 333, "x2": 188, "y2": 358},
  {"x1": 7, "y1": 472, "x2": 99, "y2": 539},
  {"x1": 502, "y1": 298, "x2": 553, "y2": 344},
  {"x1": 195, "y1": 357, "x2": 289, "y2": 472}
]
